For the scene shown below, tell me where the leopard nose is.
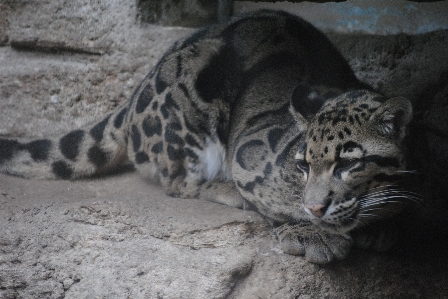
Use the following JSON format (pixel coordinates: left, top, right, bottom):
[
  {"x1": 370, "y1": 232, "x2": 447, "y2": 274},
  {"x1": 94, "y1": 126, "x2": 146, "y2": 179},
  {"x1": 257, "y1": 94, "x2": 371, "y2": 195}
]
[{"x1": 304, "y1": 202, "x2": 330, "y2": 218}]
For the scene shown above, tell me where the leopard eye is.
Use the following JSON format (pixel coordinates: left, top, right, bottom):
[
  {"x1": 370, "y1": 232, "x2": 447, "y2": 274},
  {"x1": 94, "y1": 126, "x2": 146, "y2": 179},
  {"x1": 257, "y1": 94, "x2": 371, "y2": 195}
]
[
  {"x1": 334, "y1": 158, "x2": 360, "y2": 178},
  {"x1": 296, "y1": 159, "x2": 310, "y2": 174}
]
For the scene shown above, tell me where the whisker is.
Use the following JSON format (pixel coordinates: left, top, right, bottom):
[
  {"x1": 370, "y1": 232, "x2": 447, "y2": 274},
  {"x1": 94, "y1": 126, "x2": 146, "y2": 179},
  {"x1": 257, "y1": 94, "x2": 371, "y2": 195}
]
[
  {"x1": 348, "y1": 216, "x2": 368, "y2": 227},
  {"x1": 369, "y1": 189, "x2": 421, "y2": 196},
  {"x1": 358, "y1": 200, "x2": 405, "y2": 208},
  {"x1": 360, "y1": 205, "x2": 403, "y2": 212},
  {"x1": 359, "y1": 195, "x2": 418, "y2": 203},
  {"x1": 365, "y1": 184, "x2": 399, "y2": 191},
  {"x1": 357, "y1": 213, "x2": 384, "y2": 219},
  {"x1": 358, "y1": 186, "x2": 423, "y2": 206},
  {"x1": 359, "y1": 197, "x2": 421, "y2": 207},
  {"x1": 361, "y1": 189, "x2": 418, "y2": 197},
  {"x1": 358, "y1": 202, "x2": 406, "y2": 210},
  {"x1": 359, "y1": 195, "x2": 422, "y2": 206},
  {"x1": 394, "y1": 169, "x2": 420, "y2": 174}
]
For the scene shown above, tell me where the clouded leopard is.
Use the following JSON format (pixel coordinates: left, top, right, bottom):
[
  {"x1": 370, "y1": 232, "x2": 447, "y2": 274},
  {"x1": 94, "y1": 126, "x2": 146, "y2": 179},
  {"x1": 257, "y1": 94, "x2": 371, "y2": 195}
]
[{"x1": 0, "y1": 10, "x2": 414, "y2": 263}]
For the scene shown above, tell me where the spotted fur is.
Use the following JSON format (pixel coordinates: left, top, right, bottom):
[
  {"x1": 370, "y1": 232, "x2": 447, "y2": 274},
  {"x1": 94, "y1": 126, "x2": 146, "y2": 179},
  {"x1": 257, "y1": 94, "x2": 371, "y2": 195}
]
[{"x1": 0, "y1": 10, "x2": 414, "y2": 263}]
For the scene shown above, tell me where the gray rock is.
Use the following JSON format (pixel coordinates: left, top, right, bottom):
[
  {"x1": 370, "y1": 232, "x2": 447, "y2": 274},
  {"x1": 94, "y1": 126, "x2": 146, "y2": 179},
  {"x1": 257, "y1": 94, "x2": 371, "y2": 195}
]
[{"x1": 0, "y1": 173, "x2": 266, "y2": 299}]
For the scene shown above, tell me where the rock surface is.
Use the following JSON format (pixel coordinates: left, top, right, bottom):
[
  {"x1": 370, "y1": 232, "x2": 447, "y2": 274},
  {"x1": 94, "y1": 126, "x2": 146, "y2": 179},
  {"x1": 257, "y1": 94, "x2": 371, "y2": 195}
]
[
  {"x1": 1, "y1": 172, "x2": 448, "y2": 299},
  {"x1": 1, "y1": 1, "x2": 448, "y2": 298}
]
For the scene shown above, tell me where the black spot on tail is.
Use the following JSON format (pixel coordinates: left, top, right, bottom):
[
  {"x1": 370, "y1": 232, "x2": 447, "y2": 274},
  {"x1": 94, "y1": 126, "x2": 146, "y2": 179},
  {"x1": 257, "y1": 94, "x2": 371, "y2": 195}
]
[
  {"x1": 90, "y1": 115, "x2": 111, "y2": 143},
  {"x1": 60, "y1": 130, "x2": 85, "y2": 161},
  {"x1": 22, "y1": 139, "x2": 52, "y2": 161},
  {"x1": 88, "y1": 145, "x2": 109, "y2": 168},
  {"x1": 1, "y1": 139, "x2": 52, "y2": 163},
  {"x1": 52, "y1": 160, "x2": 73, "y2": 179},
  {"x1": 0, "y1": 139, "x2": 20, "y2": 163}
]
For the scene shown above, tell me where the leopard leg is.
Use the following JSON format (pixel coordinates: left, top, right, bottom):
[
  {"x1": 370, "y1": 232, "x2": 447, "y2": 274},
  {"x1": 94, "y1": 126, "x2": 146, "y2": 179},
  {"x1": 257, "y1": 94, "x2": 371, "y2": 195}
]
[
  {"x1": 198, "y1": 179, "x2": 245, "y2": 208},
  {"x1": 275, "y1": 220, "x2": 353, "y2": 264}
]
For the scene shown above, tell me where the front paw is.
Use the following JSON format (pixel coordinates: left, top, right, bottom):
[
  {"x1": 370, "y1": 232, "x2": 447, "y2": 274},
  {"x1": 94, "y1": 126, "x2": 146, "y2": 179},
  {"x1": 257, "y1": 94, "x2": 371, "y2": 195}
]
[{"x1": 275, "y1": 220, "x2": 353, "y2": 264}]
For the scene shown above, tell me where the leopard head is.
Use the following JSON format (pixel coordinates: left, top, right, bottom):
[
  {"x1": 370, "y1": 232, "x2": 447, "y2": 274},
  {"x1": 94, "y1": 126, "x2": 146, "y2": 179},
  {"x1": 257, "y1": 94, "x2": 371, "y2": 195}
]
[{"x1": 290, "y1": 86, "x2": 413, "y2": 234}]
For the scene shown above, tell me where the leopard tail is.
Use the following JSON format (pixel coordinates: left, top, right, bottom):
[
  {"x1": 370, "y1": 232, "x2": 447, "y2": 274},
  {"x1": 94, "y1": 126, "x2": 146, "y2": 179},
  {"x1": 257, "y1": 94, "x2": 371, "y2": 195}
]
[{"x1": 0, "y1": 103, "x2": 129, "y2": 180}]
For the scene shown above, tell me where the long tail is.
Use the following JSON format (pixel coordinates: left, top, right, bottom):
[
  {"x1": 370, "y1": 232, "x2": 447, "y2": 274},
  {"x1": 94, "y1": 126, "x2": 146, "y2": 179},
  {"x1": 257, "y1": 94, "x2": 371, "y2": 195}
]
[{"x1": 0, "y1": 103, "x2": 129, "y2": 179}]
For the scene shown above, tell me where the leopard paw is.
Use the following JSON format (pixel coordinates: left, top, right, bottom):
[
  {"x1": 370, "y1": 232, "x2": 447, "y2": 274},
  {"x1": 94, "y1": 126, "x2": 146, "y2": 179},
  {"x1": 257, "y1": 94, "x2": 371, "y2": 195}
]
[{"x1": 275, "y1": 220, "x2": 353, "y2": 264}]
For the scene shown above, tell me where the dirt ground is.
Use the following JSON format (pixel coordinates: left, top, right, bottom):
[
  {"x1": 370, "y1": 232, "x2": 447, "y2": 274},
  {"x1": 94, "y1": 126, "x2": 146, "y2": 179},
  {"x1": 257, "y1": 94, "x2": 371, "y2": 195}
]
[{"x1": 1, "y1": 1, "x2": 448, "y2": 298}]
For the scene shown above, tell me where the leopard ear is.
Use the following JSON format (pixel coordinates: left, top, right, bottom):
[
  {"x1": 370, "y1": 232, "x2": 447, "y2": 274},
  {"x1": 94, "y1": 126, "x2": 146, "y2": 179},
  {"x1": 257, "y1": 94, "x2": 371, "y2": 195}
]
[
  {"x1": 369, "y1": 97, "x2": 413, "y2": 139},
  {"x1": 289, "y1": 83, "x2": 325, "y2": 127}
]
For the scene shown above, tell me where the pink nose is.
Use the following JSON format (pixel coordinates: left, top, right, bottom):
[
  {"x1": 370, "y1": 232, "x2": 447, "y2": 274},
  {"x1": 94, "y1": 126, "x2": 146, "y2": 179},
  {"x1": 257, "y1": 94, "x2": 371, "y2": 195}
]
[{"x1": 304, "y1": 203, "x2": 328, "y2": 218}]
